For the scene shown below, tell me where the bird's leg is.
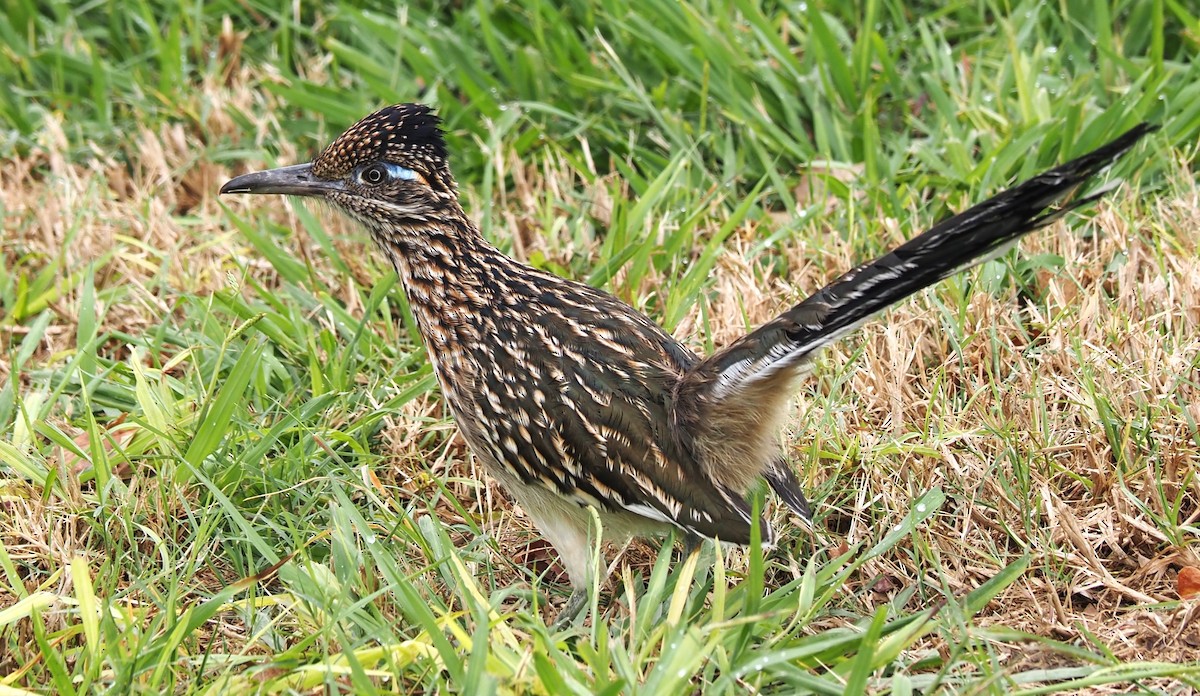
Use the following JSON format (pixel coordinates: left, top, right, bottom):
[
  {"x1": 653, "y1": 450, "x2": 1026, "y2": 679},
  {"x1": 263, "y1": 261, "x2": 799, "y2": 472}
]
[
  {"x1": 552, "y1": 587, "x2": 589, "y2": 629},
  {"x1": 551, "y1": 507, "x2": 609, "y2": 629},
  {"x1": 512, "y1": 491, "x2": 600, "y2": 629},
  {"x1": 682, "y1": 532, "x2": 704, "y2": 559}
]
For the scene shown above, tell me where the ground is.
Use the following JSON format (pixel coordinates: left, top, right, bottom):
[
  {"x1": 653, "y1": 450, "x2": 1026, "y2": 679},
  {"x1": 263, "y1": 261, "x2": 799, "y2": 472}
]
[{"x1": 1, "y1": 1, "x2": 1198, "y2": 693}]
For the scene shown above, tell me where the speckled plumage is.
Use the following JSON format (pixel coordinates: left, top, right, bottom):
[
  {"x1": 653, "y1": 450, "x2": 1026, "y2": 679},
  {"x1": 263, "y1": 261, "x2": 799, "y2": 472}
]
[{"x1": 222, "y1": 105, "x2": 1154, "y2": 624}]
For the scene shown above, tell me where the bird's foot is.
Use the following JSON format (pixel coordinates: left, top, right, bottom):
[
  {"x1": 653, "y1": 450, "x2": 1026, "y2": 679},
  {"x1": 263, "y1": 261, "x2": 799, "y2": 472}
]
[{"x1": 550, "y1": 588, "x2": 588, "y2": 629}]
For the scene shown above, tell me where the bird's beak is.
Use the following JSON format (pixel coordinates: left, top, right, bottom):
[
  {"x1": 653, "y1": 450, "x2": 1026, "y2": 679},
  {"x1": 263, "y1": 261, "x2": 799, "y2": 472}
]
[{"x1": 219, "y1": 163, "x2": 343, "y2": 197}]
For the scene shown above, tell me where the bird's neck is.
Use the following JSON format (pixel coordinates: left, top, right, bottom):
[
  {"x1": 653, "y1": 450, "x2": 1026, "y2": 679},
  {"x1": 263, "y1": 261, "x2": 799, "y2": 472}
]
[
  {"x1": 369, "y1": 214, "x2": 507, "y2": 283},
  {"x1": 365, "y1": 213, "x2": 530, "y2": 338},
  {"x1": 364, "y1": 214, "x2": 547, "y2": 412}
]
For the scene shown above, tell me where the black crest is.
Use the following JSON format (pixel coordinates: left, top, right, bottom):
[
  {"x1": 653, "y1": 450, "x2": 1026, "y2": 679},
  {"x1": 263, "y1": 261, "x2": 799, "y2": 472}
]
[{"x1": 312, "y1": 104, "x2": 448, "y2": 179}]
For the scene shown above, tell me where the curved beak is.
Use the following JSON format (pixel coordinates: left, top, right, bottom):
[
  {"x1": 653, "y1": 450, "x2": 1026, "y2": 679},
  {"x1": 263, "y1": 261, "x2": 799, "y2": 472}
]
[{"x1": 220, "y1": 163, "x2": 343, "y2": 197}]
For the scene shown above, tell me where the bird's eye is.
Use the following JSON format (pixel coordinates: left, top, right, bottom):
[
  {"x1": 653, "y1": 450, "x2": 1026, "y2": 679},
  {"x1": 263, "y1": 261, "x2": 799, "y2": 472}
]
[
  {"x1": 363, "y1": 165, "x2": 386, "y2": 184},
  {"x1": 359, "y1": 163, "x2": 420, "y2": 185}
]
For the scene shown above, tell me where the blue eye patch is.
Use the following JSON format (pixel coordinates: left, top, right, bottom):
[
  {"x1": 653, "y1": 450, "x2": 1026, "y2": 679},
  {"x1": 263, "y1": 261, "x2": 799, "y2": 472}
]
[
  {"x1": 360, "y1": 163, "x2": 420, "y2": 184},
  {"x1": 383, "y1": 163, "x2": 419, "y2": 181}
]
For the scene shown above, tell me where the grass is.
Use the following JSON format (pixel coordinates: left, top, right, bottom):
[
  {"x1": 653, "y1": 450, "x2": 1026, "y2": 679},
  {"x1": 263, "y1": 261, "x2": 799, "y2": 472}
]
[{"x1": 1, "y1": 0, "x2": 1199, "y2": 692}]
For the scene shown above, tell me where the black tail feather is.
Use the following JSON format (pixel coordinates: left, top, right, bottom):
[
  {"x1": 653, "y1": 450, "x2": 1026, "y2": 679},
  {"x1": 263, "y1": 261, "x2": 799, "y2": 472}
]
[
  {"x1": 764, "y1": 457, "x2": 813, "y2": 521},
  {"x1": 784, "y1": 123, "x2": 1159, "y2": 352},
  {"x1": 702, "y1": 123, "x2": 1157, "y2": 389}
]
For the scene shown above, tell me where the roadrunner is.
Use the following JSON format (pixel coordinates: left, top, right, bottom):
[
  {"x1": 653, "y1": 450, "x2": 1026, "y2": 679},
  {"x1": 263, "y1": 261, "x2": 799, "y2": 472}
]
[{"x1": 221, "y1": 105, "x2": 1153, "y2": 623}]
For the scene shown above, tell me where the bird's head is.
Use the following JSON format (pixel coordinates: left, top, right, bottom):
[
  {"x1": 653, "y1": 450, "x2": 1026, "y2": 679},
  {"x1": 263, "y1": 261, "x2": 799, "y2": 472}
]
[{"x1": 220, "y1": 104, "x2": 461, "y2": 227}]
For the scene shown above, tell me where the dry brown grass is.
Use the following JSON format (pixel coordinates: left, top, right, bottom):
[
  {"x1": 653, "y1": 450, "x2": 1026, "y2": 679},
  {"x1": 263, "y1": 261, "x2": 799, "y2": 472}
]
[
  {"x1": 2, "y1": 95, "x2": 1197, "y2": 680},
  {"x1": 720, "y1": 190, "x2": 1200, "y2": 665}
]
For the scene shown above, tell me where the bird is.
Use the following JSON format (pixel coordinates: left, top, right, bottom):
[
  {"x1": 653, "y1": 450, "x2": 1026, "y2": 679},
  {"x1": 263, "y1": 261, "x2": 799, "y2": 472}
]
[{"x1": 221, "y1": 105, "x2": 1154, "y2": 625}]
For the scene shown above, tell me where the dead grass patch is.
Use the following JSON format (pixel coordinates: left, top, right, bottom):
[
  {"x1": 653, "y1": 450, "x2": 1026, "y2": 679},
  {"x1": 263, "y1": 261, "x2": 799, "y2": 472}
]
[{"x1": 2, "y1": 99, "x2": 1196, "y2": 676}]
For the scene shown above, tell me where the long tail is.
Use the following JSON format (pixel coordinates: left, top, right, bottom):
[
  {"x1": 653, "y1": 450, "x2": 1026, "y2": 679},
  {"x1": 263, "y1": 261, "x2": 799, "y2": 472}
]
[
  {"x1": 698, "y1": 123, "x2": 1157, "y2": 400},
  {"x1": 677, "y1": 124, "x2": 1155, "y2": 522}
]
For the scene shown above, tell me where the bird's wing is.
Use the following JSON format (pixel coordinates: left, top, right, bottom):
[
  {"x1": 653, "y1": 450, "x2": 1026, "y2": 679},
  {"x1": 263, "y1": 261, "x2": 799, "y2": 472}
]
[{"x1": 469, "y1": 281, "x2": 770, "y2": 546}]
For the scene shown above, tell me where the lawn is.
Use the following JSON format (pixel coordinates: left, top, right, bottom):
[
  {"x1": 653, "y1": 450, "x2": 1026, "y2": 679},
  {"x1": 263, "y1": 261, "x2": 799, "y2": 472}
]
[{"x1": 1, "y1": 0, "x2": 1198, "y2": 693}]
